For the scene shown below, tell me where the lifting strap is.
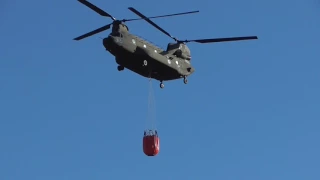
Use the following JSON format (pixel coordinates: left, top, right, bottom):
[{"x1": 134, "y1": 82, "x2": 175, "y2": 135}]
[{"x1": 145, "y1": 77, "x2": 157, "y2": 131}]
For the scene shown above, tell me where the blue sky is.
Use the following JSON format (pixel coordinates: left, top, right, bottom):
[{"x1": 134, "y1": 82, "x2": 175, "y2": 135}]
[{"x1": 1, "y1": 0, "x2": 320, "y2": 179}]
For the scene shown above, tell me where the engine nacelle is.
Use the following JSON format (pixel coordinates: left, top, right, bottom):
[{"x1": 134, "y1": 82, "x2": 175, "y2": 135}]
[
  {"x1": 111, "y1": 21, "x2": 129, "y2": 34},
  {"x1": 173, "y1": 49, "x2": 191, "y2": 60},
  {"x1": 166, "y1": 42, "x2": 191, "y2": 60}
]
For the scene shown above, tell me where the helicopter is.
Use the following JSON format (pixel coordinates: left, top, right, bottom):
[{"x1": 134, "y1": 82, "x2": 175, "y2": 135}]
[{"x1": 73, "y1": 0, "x2": 258, "y2": 89}]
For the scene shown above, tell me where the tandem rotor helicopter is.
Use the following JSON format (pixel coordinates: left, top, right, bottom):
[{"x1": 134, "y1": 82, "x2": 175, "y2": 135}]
[{"x1": 73, "y1": 0, "x2": 258, "y2": 89}]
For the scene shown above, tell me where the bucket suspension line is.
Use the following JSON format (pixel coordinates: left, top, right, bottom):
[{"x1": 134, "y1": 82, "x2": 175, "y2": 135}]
[{"x1": 146, "y1": 77, "x2": 157, "y2": 131}]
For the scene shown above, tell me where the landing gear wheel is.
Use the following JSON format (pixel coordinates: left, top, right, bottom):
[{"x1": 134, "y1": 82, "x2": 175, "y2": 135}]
[
  {"x1": 117, "y1": 65, "x2": 124, "y2": 71},
  {"x1": 183, "y1": 76, "x2": 188, "y2": 84},
  {"x1": 143, "y1": 60, "x2": 148, "y2": 66},
  {"x1": 160, "y1": 82, "x2": 164, "y2": 89}
]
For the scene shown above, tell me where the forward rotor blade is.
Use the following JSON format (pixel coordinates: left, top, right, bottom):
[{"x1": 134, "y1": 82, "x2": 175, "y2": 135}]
[
  {"x1": 128, "y1": 7, "x2": 177, "y2": 41},
  {"x1": 78, "y1": 0, "x2": 115, "y2": 20},
  {"x1": 124, "y1": 10, "x2": 199, "y2": 22},
  {"x1": 182, "y1": 36, "x2": 258, "y2": 43},
  {"x1": 73, "y1": 24, "x2": 111, "y2": 40}
]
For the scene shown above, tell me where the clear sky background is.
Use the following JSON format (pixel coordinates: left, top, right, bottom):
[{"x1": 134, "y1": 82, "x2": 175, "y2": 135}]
[{"x1": 1, "y1": 0, "x2": 320, "y2": 179}]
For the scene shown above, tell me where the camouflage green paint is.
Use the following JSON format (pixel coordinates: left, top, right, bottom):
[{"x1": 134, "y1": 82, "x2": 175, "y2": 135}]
[{"x1": 103, "y1": 21, "x2": 195, "y2": 85}]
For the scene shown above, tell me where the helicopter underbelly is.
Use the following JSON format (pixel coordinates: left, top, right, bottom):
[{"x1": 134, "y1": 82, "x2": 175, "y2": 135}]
[{"x1": 116, "y1": 53, "x2": 181, "y2": 81}]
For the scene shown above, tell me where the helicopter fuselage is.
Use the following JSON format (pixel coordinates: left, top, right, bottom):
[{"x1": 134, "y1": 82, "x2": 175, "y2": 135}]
[
  {"x1": 102, "y1": 31, "x2": 195, "y2": 81},
  {"x1": 73, "y1": 0, "x2": 258, "y2": 89}
]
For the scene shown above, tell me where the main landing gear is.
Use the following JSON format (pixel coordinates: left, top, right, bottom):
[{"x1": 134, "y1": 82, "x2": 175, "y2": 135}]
[
  {"x1": 183, "y1": 76, "x2": 188, "y2": 84},
  {"x1": 160, "y1": 81, "x2": 164, "y2": 89},
  {"x1": 117, "y1": 65, "x2": 124, "y2": 71},
  {"x1": 159, "y1": 76, "x2": 188, "y2": 89}
]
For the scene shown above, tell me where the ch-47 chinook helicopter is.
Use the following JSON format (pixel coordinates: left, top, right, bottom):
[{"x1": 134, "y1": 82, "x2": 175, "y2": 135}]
[{"x1": 73, "y1": 0, "x2": 258, "y2": 89}]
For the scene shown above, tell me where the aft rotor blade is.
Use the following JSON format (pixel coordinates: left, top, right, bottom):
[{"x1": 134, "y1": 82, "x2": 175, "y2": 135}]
[
  {"x1": 183, "y1": 36, "x2": 258, "y2": 43},
  {"x1": 78, "y1": 0, "x2": 115, "y2": 20},
  {"x1": 73, "y1": 24, "x2": 111, "y2": 40},
  {"x1": 124, "y1": 10, "x2": 199, "y2": 22},
  {"x1": 128, "y1": 7, "x2": 177, "y2": 41}
]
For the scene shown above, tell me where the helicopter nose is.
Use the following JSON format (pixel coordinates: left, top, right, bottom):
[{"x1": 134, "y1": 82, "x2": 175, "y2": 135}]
[{"x1": 103, "y1": 36, "x2": 114, "y2": 49}]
